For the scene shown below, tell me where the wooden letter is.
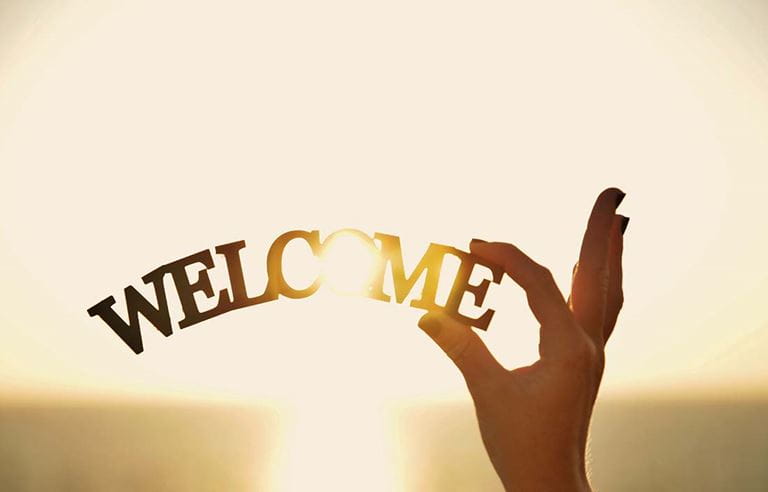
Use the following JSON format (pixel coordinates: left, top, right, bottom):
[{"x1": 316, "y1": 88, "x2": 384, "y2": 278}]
[
  {"x1": 86, "y1": 266, "x2": 173, "y2": 354},
  {"x1": 266, "y1": 230, "x2": 322, "y2": 299}
]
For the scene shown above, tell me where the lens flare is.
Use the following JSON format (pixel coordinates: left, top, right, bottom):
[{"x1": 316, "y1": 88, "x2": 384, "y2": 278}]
[{"x1": 320, "y1": 230, "x2": 380, "y2": 296}]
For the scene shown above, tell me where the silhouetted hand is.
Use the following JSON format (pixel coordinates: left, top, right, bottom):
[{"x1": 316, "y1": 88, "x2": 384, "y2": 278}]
[{"x1": 418, "y1": 188, "x2": 628, "y2": 492}]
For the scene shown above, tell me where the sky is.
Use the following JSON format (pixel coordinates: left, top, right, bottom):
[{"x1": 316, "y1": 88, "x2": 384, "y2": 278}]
[{"x1": 1, "y1": 0, "x2": 767, "y2": 408}]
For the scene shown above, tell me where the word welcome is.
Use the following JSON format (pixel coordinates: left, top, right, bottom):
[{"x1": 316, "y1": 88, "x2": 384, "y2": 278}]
[{"x1": 87, "y1": 230, "x2": 504, "y2": 354}]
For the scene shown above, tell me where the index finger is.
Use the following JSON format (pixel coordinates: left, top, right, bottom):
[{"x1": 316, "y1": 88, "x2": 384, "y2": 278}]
[{"x1": 469, "y1": 240, "x2": 578, "y2": 360}]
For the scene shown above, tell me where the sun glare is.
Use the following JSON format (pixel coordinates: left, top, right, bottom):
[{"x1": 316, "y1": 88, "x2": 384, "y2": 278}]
[
  {"x1": 272, "y1": 399, "x2": 397, "y2": 491},
  {"x1": 320, "y1": 230, "x2": 380, "y2": 296}
]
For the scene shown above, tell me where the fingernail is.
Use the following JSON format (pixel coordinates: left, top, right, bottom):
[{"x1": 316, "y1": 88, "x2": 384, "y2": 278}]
[
  {"x1": 418, "y1": 315, "x2": 442, "y2": 337},
  {"x1": 621, "y1": 216, "x2": 630, "y2": 234},
  {"x1": 471, "y1": 238, "x2": 487, "y2": 244},
  {"x1": 616, "y1": 191, "x2": 626, "y2": 207}
]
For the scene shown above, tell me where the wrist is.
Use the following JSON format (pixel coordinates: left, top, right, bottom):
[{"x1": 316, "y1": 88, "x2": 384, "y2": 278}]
[
  {"x1": 500, "y1": 470, "x2": 590, "y2": 492},
  {"x1": 495, "y1": 448, "x2": 590, "y2": 492}
]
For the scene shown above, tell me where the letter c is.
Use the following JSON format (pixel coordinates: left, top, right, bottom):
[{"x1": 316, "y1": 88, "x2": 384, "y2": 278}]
[{"x1": 266, "y1": 230, "x2": 322, "y2": 299}]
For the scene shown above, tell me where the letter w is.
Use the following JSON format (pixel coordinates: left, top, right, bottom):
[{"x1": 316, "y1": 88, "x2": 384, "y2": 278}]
[{"x1": 87, "y1": 269, "x2": 172, "y2": 354}]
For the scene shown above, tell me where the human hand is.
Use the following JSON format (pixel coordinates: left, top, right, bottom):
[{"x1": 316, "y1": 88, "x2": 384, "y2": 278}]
[{"x1": 418, "y1": 188, "x2": 628, "y2": 492}]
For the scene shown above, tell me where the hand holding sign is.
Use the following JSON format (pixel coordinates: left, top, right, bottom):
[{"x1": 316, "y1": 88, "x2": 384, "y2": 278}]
[
  {"x1": 86, "y1": 187, "x2": 628, "y2": 491},
  {"x1": 417, "y1": 188, "x2": 628, "y2": 492}
]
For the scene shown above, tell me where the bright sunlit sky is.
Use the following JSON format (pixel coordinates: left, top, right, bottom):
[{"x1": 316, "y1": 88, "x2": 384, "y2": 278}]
[{"x1": 1, "y1": 0, "x2": 767, "y2": 407}]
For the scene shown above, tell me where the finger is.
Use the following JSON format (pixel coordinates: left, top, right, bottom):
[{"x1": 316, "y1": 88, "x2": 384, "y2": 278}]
[
  {"x1": 603, "y1": 215, "x2": 628, "y2": 342},
  {"x1": 469, "y1": 240, "x2": 578, "y2": 360},
  {"x1": 418, "y1": 311, "x2": 503, "y2": 383},
  {"x1": 571, "y1": 187, "x2": 625, "y2": 345}
]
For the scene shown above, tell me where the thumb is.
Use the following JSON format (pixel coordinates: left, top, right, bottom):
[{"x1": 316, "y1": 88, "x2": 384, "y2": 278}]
[{"x1": 418, "y1": 311, "x2": 503, "y2": 383}]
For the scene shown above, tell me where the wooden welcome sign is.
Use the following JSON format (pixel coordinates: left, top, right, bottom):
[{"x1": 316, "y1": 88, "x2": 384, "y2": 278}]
[{"x1": 87, "y1": 229, "x2": 504, "y2": 354}]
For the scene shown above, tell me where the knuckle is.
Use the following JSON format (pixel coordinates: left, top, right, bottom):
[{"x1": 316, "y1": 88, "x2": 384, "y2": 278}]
[
  {"x1": 533, "y1": 265, "x2": 555, "y2": 285},
  {"x1": 443, "y1": 331, "x2": 473, "y2": 363},
  {"x1": 564, "y1": 336, "x2": 601, "y2": 370},
  {"x1": 609, "y1": 290, "x2": 624, "y2": 310},
  {"x1": 577, "y1": 342, "x2": 597, "y2": 364}
]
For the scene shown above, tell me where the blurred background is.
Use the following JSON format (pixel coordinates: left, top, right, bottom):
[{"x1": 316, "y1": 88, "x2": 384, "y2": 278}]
[{"x1": 1, "y1": 0, "x2": 767, "y2": 490}]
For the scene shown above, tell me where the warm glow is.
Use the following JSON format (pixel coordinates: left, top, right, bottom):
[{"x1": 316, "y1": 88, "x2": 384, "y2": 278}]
[
  {"x1": 273, "y1": 398, "x2": 397, "y2": 491},
  {"x1": 1, "y1": 0, "x2": 768, "y2": 489},
  {"x1": 319, "y1": 230, "x2": 380, "y2": 297}
]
